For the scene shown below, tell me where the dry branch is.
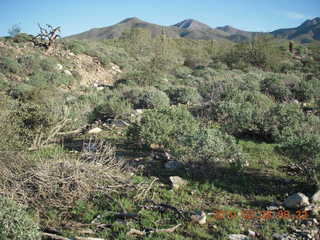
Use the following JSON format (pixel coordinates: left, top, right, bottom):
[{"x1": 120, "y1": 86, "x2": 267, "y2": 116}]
[{"x1": 126, "y1": 224, "x2": 182, "y2": 236}]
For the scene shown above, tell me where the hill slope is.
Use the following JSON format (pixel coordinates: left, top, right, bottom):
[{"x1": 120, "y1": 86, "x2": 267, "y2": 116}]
[
  {"x1": 67, "y1": 17, "x2": 320, "y2": 43},
  {"x1": 271, "y1": 17, "x2": 320, "y2": 43}
]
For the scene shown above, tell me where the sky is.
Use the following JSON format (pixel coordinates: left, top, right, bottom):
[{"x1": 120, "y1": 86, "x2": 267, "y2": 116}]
[{"x1": 1, "y1": 0, "x2": 319, "y2": 37}]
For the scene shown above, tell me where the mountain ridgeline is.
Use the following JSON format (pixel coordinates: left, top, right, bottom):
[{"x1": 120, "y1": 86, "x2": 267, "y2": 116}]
[{"x1": 67, "y1": 17, "x2": 320, "y2": 43}]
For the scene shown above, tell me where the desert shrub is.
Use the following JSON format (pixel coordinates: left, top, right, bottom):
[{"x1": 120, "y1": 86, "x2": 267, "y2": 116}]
[
  {"x1": 214, "y1": 91, "x2": 274, "y2": 138},
  {"x1": 239, "y1": 73, "x2": 261, "y2": 92},
  {"x1": 165, "y1": 85, "x2": 202, "y2": 105},
  {"x1": 12, "y1": 33, "x2": 33, "y2": 43},
  {"x1": 179, "y1": 128, "x2": 243, "y2": 167},
  {"x1": 192, "y1": 67, "x2": 217, "y2": 80},
  {"x1": 127, "y1": 106, "x2": 199, "y2": 149},
  {"x1": 174, "y1": 66, "x2": 192, "y2": 78},
  {"x1": 293, "y1": 78, "x2": 320, "y2": 102},
  {"x1": 64, "y1": 40, "x2": 89, "y2": 54},
  {"x1": 279, "y1": 134, "x2": 320, "y2": 186},
  {"x1": 0, "y1": 56, "x2": 21, "y2": 75},
  {"x1": 122, "y1": 87, "x2": 170, "y2": 109},
  {"x1": 7, "y1": 102, "x2": 54, "y2": 145},
  {"x1": 265, "y1": 103, "x2": 306, "y2": 142},
  {"x1": 0, "y1": 196, "x2": 40, "y2": 240},
  {"x1": 260, "y1": 76, "x2": 293, "y2": 102},
  {"x1": 39, "y1": 57, "x2": 58, "y2": 72},
  {"x1": 0, "y1": 73, "x2": 8, "y2": 89},
  {"x1": 17, "y1": 55, "x2": 41, "y2": 74},
  {"x1": 91, "y1": 96, "x2": 132, "y2": 121},
  {"x1": 28, "y1": 71, "x2": 73, "y2": 87}
]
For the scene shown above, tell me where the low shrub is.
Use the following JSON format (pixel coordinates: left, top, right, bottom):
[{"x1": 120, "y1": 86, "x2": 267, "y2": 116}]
[
  {"x1": 214, "y1": 91, "x2": 274, "y2": 138},
  {"x1": 165, "y1": 85, "x2": 202, "y2": 105},
  {"x1": 122, "y1": 87, "x2": 170, "y2": 109},
  {"x1": 261, "y1": 76, "x2": 293, "y2": 102},
  {"x1": 0, "y1": 196, "x2": 40, "y2": 240},
  {"x1": 63, "y1": 40, "x2": 89, "y2": 54},
  {"x1": 0, "y1": 56, "x2": 21, "y2": 75},
  {"x1": 127, "y1": 106, "x2": 199, "y2": 149},
  {"x1": 91, "y1": 96, "x2": 132, "y2": 121}
]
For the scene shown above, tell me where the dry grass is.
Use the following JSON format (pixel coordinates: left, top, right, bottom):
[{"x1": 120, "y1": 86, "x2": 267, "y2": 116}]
[{"x1": 0, "y1": 142, "x2": 130, "y2": 211}]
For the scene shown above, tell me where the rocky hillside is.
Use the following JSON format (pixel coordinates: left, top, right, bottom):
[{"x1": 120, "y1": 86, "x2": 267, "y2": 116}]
[
  {"x1": 271, "y1": 17, "x2": 320, "y2": 43},
  {"x1": 67, "y1": 17, "x2": 320, "y2": 43}
]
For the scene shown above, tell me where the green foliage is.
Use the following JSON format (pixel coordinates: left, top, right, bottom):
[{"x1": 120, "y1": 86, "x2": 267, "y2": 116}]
[
  {"x1": 12, "y1": 33, "x2": 33, "y2": 43},
  {"x1": 64, "y1": 40, "x2": 89, "y2": 54},
  {"x1": 0, "y1": 56, "x2": 21, "y2": 75},
  {"x1": 214, "y1": 91, "x2": 274, "y2": 138},
  {"x1": 223, "y1": 35, "x2": 282, "y2": 71},
  {"x1": 28, "y1": 71, "x2": 73, "y2": 87},
  {"x1": 261, "y1": 76, "x2": 293, "y2": 102},
  {"x1": 165, "y1": 85, "x2": 202, "y2": 105},
  {"x1": 174, "y1": 66, "x2": 193, "y2": 78},
  {"x1": 265, "y1": 103, "x2": 306, "y2": 142},
  {"x1": 279, "y1": 134, "x2": 320, "y2": 186},
  {"x1": 0, "y1": 197, "x2": 40, "y2": 240},
  {"x1": 180, "y1": 128, "x2": 243, "y2": 166},
  {"x1": 91, "y1": 96, "x2": 132, "y2": 121},
  {"x1": 127, "y1": 106, "x2": 199, "y2": 148},
  {"x1": 122, "y1": 87, "x2": 170, "y2": 109}
]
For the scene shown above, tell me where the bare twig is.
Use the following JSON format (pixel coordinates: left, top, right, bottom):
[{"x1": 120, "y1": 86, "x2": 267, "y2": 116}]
[{"x1": 126, "y1": 224, "x2": 182, "y2": 236}]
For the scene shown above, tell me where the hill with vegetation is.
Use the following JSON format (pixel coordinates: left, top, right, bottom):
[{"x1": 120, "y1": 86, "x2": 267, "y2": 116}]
[
  {"x1": 0, "y1": 27, "x2": 320, "y2": 239},
  {"x1": 67, "y1": 17, "x2": 320, "y2": 43},
  {"x1": 272, "y1": 17, "x2": 320, "y2": 43}
]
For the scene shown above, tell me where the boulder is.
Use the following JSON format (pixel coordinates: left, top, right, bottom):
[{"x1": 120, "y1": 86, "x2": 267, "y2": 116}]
[
  {"x1": 88, "y1": 127, "x2": 103, "y2": 134},
  {"x1": 191, "y1": 211, "x2": 206, "y2": 225},
  {"x1": 55, "y1": 63, "x2": 63, "y2": 71},
  {"x1": 312, "y1": 190, "x2": 320, "y2": 203},
  {"x1": 283, "y1": 193, "x2": 310, "y2": 209},
  {"x1": 64, "y1": 69, "x2": 73, "y2": 76},
  {"x1": 228, "y1": 234, "x2": 250, "y2": 240},
  {"x1": 169, "y1": 176, "x2": 187, "y2": 190}
]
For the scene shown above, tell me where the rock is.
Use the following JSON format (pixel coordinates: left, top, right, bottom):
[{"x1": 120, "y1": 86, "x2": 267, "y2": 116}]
[
  {"x1": 112, "y1": 120, "x2": 130, "y2": 127},
  {"x1": 312, "y1": 190, "x2": 320, "y2": 203},
  {"x1": 169, "y1": 176, "x2": 187, "y2": 190},
  {"x1": 191, "y1": 211, "x2": 206, "y2": 225},
  {"x1": 135, "y1": 109, "x2": 144, "y2": 114},
  {"x1": 64, "y1": 69, "x2": 73, "y2": 76},
  {"x1": 228, "y1": 234, "x2": 250, "y2": 240},
  {"x1": 165, "y1": 160, "x2": 182, "y2": 170},
  {"x1": 283, "y1": 193, "x2": 310, "y2": 209},
  {"x1": 55, "y1": 63, "x2": 63, "y2": 71},
  {"x1": 150, "y1": 143, "x2": 162, "y2": 150},
  {"x1": 272, "y1": 233, "x2": 286, "y2": 240},
  {"x1": 247, "y1": 230, "x2": 256, "y2": 238},
  {"x1": 88, "y1": 127, "x2": 103, "y2": 134}
]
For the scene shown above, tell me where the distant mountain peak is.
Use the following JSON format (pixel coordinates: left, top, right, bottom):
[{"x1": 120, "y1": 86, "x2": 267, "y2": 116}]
[
  {"x1": 173, "y1": 19, "x2": 211, "y2": 31},
  {"x1": 301, "y1": 17, "x2": 320, "y2": 27},
  {"x1": 119, "y1": 17, "x2": 143, "y2": 24}
]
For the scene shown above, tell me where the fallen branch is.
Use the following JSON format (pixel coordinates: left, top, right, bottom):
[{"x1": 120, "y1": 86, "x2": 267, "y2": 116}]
[
  {"x1": 41, "y1": 232, "x2": 105, "y2": 240},
  {"x1": 126, "y1": 224, "x2": 182, "y2": 236}
]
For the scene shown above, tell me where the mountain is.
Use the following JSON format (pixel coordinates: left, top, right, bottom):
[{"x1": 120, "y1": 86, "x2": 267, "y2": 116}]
[
  {"x1": 271, "y1": 17, "x2": 320, "y2": 43},
  {"x1": 68, "y1": 17, "x2": 181, "y2": 40},
  {"x1": 217, "y1": 25, "x2": 259, "y2": 42},
  {"x1": 67, "y1": 17, "x2": 320, "y2": 43}
]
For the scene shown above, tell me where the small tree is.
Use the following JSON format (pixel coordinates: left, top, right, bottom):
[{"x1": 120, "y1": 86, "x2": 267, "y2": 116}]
[
  {"x1": 8, "y1": 24, "x2": 21, "y2": 37},
  {"x1": 32, "y1": 24, "x2": 61, "y2": 50}
]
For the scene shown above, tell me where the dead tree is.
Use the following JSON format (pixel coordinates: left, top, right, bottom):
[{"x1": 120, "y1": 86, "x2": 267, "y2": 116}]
[{"x1": 32, "y1": 24, "x2": 61, "y2": 50}]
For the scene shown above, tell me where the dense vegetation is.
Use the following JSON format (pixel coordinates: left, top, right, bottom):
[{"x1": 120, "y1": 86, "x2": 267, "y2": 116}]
[{"x1": 0, "y1": 28, "x2": 319, "y2": 239}]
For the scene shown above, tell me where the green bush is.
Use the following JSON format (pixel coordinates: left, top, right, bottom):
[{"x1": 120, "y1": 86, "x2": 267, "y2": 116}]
[
  {"x1": 0, "y1": 197, "x2": 40, "y2": 240},
  {"x1": 91, "y1": 96, "x2": 132, "y2": 121},
  {"x1": 214, "y1": 91, "x2": 274, "y2": 138},
  {"x1": 127, "y1": 106, "x2": 199, "y2": 149},
  {"x1": 165, "y1": 85, "x2": 202, "y2": 105},
  {"x1": 64, "y1": 40, "x2": 89, "y2": 54},
  {"x1": 260, "y1": 76, "x2": 293, "y2": 102},
  {"x1": 174, "y1": 66, "x2": 192, "y2": 78},
  {"x1": 0, "y1": 56, "x2": 21, "y2": 75},
  {"x1": 17, "y1": 55, "x2": 41, "y2": 74},
  {"x1": 265, "y1": 103, "x2": 306, "y2": 142},
  {"x1": 0, "y1": 73, "x2": 8, "y2": 90},
  {"x1": 293, "y1": 78, "x2": 320, "y2": 102},
  {"x1": 122, "y1": 87, "x2": 170, "y2": 109},
  {"x1": 180, "y1": 128, "x2": 243, "y2": 166},
  {"x1": 28, "y1": 71, "x2": 73, "y2": 87},
  {"x1": 279, "y1": 134, "x2": 320, "y2": 186}
]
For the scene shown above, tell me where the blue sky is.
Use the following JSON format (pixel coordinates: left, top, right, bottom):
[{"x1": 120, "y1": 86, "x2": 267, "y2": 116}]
[{"x1": 1, "y1": 0, "x2": 319, "y2": 37}]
